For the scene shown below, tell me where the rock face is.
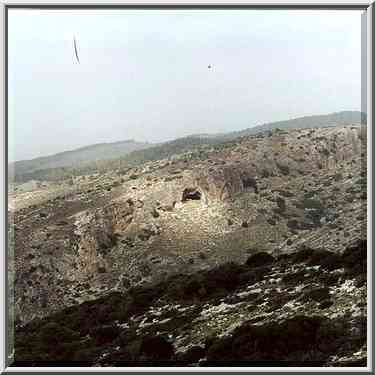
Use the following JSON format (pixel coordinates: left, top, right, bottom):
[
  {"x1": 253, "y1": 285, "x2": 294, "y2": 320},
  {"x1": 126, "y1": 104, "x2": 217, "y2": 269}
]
[
  {"x1": 194, "y1": 163, "x2": 258, "y2": 202},
  {"x1": 10, "y1": 124, "x2": 366, "y2": 366},
  {"x1": 71, "y1": 199, "x2": 134, "y2": 278}
]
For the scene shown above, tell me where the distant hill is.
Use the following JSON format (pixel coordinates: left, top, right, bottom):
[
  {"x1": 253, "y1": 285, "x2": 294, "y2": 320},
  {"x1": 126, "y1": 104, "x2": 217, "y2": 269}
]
[
  {"x1": 216, "y1": 111, "x2": 365, "y2": 141},
  {"x1": 10, "y1": 139, "x2": 152, "y2": 177},
  {"x1": 143, "y1": 111, "x2": 365, "y2": 163},
  {"x1": 114, "y1": 135, "x2": 219, "y2": 166},
  {"x1": 10, "y1": 111, "x2": 365, "y2": 183}
]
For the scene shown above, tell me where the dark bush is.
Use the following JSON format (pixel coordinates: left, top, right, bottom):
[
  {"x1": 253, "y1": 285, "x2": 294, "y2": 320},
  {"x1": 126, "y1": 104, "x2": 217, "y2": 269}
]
[
  {"x1": 308, "y1": 249, "x2": 342, "y2": 271},
  {"x1": 132, "y1": 335, "x2": 174, "y2": 361},
  {"x1": 174, "y1": 345, "x2": 206, "y2": 364},
  {"x1": 166, "y1": 262, "x2": 247, "y2": 302},
  {"x1": 90, "y1": 324, "x2": 119, "y2": 345},
  {"x1": 302, "y1": 198, "x2": 324, "y2": 210},
  {"x1": 37, "y1": 322, "x2": 79, "y2": 346},
  {"x1": 341, "y1": 239, "x2": 366, "y2": 276},
  {"x1": 301, "y1": 287, "x2": 330, "y2": 303},
  {"x1": 276, "y1": 197, "x2": 286, "y2": 212},
  {"x1": 282, "y1": 270, "x2": 308, "y2": 284},
  {"x1": 246, "y1": 252, "x2": 274, "y2": 268},
  {"x1": 205, "y1": 315, "x2": 330, "y2": 363}
]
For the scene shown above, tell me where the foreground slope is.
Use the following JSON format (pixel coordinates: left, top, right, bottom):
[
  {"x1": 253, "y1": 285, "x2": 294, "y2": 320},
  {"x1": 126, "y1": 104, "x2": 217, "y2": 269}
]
[{"x1": 14, "y1": 238, "x2": 366, "y2": 366}]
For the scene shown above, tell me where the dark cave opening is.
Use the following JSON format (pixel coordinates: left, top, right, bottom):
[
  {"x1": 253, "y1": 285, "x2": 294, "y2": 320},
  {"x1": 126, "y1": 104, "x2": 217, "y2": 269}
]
[
  {"x1": 242, "y1": 176, "x2": 258, "y2": 194},
  {"x1": 182, "y1": 188, "x2": 202, "y2": 202}
]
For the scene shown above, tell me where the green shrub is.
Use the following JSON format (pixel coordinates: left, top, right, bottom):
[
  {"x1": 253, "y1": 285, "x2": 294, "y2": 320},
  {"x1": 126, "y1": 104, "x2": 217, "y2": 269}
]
[{"x1": 302, "y1": 198, "x2": 324, "y2": 210}]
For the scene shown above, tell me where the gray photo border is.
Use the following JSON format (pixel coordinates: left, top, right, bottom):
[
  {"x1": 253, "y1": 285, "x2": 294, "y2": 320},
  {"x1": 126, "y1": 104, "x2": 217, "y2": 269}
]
[{"x1": 0, "y1": 1, "x2": 373, "y2": 374}]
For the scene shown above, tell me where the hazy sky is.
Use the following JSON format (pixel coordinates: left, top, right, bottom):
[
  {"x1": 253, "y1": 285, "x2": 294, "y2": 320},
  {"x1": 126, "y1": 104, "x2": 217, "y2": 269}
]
[{"x1": 8, "y1": 9, "x2": 363, "y2": 162}]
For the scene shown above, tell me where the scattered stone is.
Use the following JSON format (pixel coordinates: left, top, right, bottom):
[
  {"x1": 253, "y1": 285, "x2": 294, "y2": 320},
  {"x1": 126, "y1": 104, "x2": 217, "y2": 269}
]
[{"x1": 151, "y1": 208, "x2": 160, "y2": 218}]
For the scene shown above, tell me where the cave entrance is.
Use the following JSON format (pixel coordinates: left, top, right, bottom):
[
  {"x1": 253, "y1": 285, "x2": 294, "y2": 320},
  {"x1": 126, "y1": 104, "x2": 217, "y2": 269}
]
[
  {"x1": 182, "y1": 187, "x2": 202, "y2": 202},
  {"x1": 241, "y1": 176, "x2": 258, "y2": 194}
]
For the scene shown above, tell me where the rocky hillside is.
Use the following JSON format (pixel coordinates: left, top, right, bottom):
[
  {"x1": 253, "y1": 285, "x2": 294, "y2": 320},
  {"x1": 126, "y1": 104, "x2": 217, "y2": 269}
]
[{"x1": 10, "y1": 124, "x2": 367, "y2": 366}]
